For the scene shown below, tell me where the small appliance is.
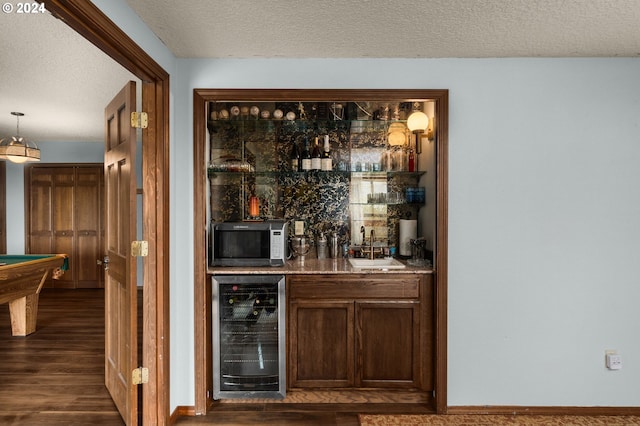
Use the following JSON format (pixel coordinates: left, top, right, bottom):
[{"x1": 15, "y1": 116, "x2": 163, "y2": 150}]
[{"x1": 210, "y1": 220, "x2": 288, "y2": 267}]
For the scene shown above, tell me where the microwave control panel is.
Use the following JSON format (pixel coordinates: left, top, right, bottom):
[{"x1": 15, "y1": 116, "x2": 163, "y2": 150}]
[{"x1": 270, "y1": 229, "x2": 286, "y2": 261}]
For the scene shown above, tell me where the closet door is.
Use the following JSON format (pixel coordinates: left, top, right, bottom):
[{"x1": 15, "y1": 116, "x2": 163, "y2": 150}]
[
  {"x1": 27, "y1": 167, "x2": 55, "y2": 254},
  {"x1": 51, "y1": 168, "x2": 76, "y2": 288},
  {"x1": 26, "y1": 165, "x2": 103, "y2": 288},
  {"x1": 76, "y1": 167, "x2": 103, "y2": 288}
]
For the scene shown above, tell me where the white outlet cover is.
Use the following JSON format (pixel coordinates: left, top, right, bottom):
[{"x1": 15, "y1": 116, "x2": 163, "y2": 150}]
[{"x1": 606, "y1": 353, "x2": 622, "y2": 370}]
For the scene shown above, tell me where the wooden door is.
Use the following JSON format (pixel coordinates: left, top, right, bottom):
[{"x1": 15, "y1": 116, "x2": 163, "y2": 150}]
[
  {"x1": 356, "y1": 301, "x2": 421, "y2": 388},
  {"x1": 76, "y1": 167, "x2": 104, "y2": 288},
  {"x1": 26, "y1": 166, "x2": 74, "y2": 288},
  {"x1": 52, "y1": 168, "x2": 75, "y2": 287},
  {"x1": 26, "y1": 165, "x2": 103, "y2": 288},
  {"x1": 104, "y1": 81, "x2": 138, "y2": 425},
  {"x1": 288, "y1": 300, "x2": 354, "y2": 388}
]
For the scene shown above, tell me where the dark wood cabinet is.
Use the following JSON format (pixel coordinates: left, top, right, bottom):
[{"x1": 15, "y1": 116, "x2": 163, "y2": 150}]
[
  {"x1": 25, "y1": 165, "x2": 104, "y2": 288},
  {"x1": 288, "y1": 273, "x2": 433, "y2": 390},
  {"x1": 289, "y1": 299, "x2": 354, "y2": 388},
  {"x1": 357, "y1": 301, "x2": 420, "y2": 387}
]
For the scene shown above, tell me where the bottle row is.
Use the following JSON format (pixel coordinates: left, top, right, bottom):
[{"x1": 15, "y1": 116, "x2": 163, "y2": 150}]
[
  {"x1": 209, "y1": 101, "x2": 416, "y2": 122},
  {"x1": 290, "y1": 134, "x2": 333, "y2": 171},
  {"x1": 288, "y1": 135, "x2": 416, "y2": 173}
]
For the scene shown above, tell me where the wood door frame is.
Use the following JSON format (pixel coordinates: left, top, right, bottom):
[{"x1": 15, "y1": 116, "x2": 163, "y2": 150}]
[
  {"x1": 193, "y1": 89, "x2": 449, "y2": 414},
  {"x1": 42, "y1": 1, "x2": 170, "y2": 424}
]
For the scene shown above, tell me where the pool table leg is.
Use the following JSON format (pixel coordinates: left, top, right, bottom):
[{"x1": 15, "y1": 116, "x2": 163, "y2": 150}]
[
  {"x1": 7, "y1": 270, "x2": 48, "y2": 337},
  {"x1": 9, "y1": 293, "x2": 40, "y2": 336}
]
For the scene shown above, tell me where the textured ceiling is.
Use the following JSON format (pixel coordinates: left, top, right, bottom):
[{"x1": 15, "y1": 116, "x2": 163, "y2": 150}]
[
  {"x1": 0, "y1": 10, "x2": 136, "y2": 143},
  {"x1": 1, "y1": 0, "x2": 640, "y2": 145},
  {"x1": 124, "y1": 0, "x2": 640, "y2": 58}
]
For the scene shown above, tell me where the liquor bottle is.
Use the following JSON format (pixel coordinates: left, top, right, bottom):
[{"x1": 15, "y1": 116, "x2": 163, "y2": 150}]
[
  {"x1": 300, "y1": 136, "x2": 312, "y2": 171},
  {"x1": 290, "y1": 140, "x2": 300, "y2": 171},
  {"x1": 310, "y1": 136, "x2": 322, "y2": 170},
  {"x1": 321, "y1": 135, "x2": 333, "y2": 171},
  {"x1": 408, "y1": 149, "x2": 415, "y2": 172}
]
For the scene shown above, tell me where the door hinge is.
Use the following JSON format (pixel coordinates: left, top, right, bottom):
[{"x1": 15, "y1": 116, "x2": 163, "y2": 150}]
[
  {"x1": 131, "y1": 111, "x2": 148, "y2": 129},
  {"x1": 131, "y1": 240, "x2": 148, "y2": 257},
  {"x1": 132, "y1": 367, "x2": 149, "y2": 385}
]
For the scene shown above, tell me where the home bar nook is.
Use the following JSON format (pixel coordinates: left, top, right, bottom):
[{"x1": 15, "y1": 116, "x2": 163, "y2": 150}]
[{"x1": 193, "y1": 89, "x2": 449, "y2": 413}]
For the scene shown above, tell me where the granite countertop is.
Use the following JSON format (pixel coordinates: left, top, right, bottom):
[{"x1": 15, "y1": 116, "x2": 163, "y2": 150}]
[{"x1": 208, "y1": 258, "x2": 433, "y2": 275}]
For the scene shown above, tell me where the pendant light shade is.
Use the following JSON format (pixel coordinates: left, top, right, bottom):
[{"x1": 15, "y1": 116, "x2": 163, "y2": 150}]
[{"x1": 0, "y1": 112, "x2": 40, "y2": 163}]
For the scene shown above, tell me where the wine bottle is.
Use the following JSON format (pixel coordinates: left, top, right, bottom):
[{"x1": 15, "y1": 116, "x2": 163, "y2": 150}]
[
  {"x1": 300, "y1": 136, "x2": 312, "y2": 171},
  {"x1": 311, "y1": 136, "x2": 322, "y2": 170},
  {"x1": 321, "y1": 135, "x2": 333, "y2": 171},
  {"x1": 408, "y1": 149, "x2": 415, "y2": 172},
  {"x1": 290, "y1": 140, "x2": 300, "y2": 171}
]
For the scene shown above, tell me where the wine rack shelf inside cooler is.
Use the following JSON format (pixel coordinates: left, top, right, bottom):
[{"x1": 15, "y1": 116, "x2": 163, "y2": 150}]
[{"x1": 212, "y1": 275, "x2": 286, "y2": 399}]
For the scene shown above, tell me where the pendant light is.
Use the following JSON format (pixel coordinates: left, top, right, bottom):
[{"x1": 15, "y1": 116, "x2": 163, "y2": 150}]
[{"x1": 0, "y1": 112, "x2": 40, "y2": 163}]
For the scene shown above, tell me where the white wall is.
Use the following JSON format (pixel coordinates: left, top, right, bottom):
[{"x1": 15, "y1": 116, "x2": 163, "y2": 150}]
[{"x1": 81, "y1": 1, "x2": 640, "y2": 411}]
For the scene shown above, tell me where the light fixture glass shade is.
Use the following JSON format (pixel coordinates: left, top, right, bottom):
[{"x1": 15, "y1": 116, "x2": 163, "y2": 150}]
[
  {"x1": 0, "y1": 111, "x2": 40, "y2": 164},
  {"x1": 387, "y1": 122, "x2": 408, "y2": 146},
  {"x1": 0, "y1": 136, "x2": 41, "y2": 163},
  {"x1": 406, "y1": 110, "x2": 429, "y2": 133}
]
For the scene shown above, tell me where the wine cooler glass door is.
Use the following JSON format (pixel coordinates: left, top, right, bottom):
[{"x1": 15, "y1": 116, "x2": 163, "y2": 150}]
[{"x1": 212, "y1": 275, "x2": 286, "y2": 399}]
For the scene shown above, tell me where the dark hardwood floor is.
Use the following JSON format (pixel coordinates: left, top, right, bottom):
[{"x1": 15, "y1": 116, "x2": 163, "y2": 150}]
[{"x1": 0, "y1": 289, "x2": 123, "y2": 425}]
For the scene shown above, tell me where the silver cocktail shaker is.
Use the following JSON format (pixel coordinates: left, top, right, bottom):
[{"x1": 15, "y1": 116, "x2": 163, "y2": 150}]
[{"x1": 317, "y1": 232, "x2": 328, "y2": 259}]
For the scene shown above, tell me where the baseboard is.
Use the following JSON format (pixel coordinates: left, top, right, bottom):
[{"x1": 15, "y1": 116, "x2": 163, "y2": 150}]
[
  {"x1": 170, "y1": 406, "x2": 196, "y2": 424},
  {"x1": 447, "y1": 406, "x2": 640, "y2": 416}
]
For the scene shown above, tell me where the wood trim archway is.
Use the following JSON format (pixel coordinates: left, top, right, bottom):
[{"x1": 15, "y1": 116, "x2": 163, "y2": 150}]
[
  {"x1": 41, "y1": 1, "x2": 170, "y2": 424},
  {"x1": 193, "y1": 89, "x2": 448, "y2": 414}
]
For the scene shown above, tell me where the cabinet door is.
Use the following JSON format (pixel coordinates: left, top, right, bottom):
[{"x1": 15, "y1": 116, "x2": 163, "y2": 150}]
[
  {"x1": 289, "y1": 300, "x2": 354, "y2": 388},
  {"x1": 356, "y1": 301, "x2": 421, "y2": 388}
]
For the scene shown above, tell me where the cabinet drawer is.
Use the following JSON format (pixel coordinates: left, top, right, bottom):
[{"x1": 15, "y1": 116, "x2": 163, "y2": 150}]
[{"x1": 288, "y1": 274, "x2": 420, "y2": 299}]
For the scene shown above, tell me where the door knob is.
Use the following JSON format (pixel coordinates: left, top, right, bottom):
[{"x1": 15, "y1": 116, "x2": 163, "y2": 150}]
[{"x1": 103, "y1": 256, "x2": 109, "y2": 271}]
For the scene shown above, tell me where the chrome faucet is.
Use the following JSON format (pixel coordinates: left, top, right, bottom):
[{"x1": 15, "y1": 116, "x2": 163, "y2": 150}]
[{"x1": 369, "y1": 229, "x2": 375, "y2": 259}]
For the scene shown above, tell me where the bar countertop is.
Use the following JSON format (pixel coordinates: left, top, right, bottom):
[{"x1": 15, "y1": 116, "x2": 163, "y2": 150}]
[{"x1": 208, "y1": 258, "x2": 433, "y2": 275}]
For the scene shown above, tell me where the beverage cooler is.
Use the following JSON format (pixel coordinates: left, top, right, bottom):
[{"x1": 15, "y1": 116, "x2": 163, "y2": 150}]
[{"x1": 212, "y1": 275, "x2": 286, "y2": 399}]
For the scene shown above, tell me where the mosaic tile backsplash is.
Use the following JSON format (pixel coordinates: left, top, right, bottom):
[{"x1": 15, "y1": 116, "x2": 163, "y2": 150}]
[{"x1": 207, "y1": 102, "x2": 423, "y2": 249}]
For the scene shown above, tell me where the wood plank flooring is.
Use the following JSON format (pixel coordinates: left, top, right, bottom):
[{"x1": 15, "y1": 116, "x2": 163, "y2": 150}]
[{"x1": 0, "y1": 289, "x2": 123, "y2": 425}]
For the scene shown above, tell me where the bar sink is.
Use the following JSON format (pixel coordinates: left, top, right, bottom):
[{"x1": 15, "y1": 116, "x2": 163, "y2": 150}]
[{"x1": 348, "y1": 258, "x2": 406, "y2": 270}]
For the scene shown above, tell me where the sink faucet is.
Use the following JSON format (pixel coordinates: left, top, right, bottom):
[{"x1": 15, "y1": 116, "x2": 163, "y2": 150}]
[{"x1": 369, "y1": 229, "x2": 375, "y2": 259}]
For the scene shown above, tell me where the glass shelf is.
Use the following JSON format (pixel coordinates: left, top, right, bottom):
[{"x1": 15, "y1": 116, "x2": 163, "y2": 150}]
[
  {"x1": 207, "y1": 169, "x2": 425, "y2": 178},
  {"x1": 350, "y1": 202, "x2": 424, "y2": 206},
  {"x1": 207, "y1": 118, "x2": 408, "y2": 127}
]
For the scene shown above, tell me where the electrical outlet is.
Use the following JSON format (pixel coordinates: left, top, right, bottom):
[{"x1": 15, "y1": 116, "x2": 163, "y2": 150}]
[{"x1": 605, "y1": 351, "x2": 622, "y2": 370}]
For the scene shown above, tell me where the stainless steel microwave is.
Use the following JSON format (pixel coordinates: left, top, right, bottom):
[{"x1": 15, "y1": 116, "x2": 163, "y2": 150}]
[{"x1": 210, "y1": 220, "x2": 288, "y2": 267}]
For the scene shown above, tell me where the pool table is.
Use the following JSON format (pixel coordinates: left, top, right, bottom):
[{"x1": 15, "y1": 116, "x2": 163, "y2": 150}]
[{"x1": 0, "y1": 254, "x2": 68, "y2": 336}]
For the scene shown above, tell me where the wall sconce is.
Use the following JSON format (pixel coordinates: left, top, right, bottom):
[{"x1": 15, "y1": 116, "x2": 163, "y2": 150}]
[
  {"x1": 387, "y1": 122, "x2": 408, "y2": 146},
  {"x1": 406, "y1": 103, "x2": 430, "y2": 154},
  {"x1": 0, "y1": 112, "x2": 40, "y2": 163}
]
